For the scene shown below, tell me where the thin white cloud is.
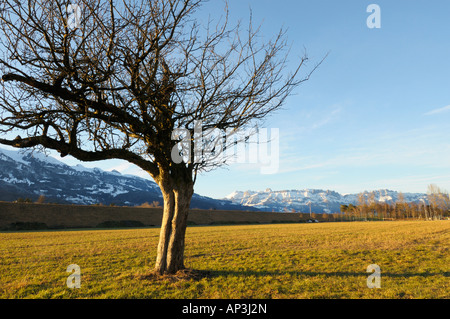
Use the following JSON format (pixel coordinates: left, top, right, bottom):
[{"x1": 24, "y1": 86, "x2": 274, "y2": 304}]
[
  {"x1": 424, "y1": 105, "x2": 450, "y2": 115},
  {"x1": 311, "y1": 106, "x2": 342, "y2": 129}
]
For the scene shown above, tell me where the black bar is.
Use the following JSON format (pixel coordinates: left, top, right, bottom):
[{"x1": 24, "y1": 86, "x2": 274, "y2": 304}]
[{"x1": 0, "y1": 299, "x2": 446, "y2": 318}]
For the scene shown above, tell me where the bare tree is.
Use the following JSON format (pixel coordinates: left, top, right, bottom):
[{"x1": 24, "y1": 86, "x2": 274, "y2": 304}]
[
  {"x1": 367, "y1": 191, "x2": 376, "y2": 219},
  {"x1": 347, "y1": 203, "x2": 356, "y2": 221},
  {"x1": 396, "y1": 192, "x2": 405, "y2": 219},
  {"x1": 427, "y1": 184, "x2": 449, "y2": 220},
  {"x1": 357, "y1": 192, "x2": 366, "y2": 221},
  {"x1": 0, "y1": 0, "x2": 320, "y2": 274}
]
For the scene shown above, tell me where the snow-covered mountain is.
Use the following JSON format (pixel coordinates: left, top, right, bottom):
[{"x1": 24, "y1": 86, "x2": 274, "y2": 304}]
[
  {"x1": 0, "y1": 148, "x2": 256, "y2": 211},
  {"x1": 224, "y1": 188, "x2": 428, "y2": 214},
  {"x1": 0, "y1": 147, "x2": 430, "y2": 214}
]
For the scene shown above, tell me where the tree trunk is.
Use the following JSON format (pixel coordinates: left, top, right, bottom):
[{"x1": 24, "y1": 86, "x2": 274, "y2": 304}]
[
  {"x1": 154, "y1": 186, "x2": 175, "y2": 274},
  {"x1": 154, "y1": 178, "x2": 194, "y2": 275}
]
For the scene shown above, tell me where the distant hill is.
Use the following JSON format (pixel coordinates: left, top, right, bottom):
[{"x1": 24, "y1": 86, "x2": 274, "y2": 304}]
[{"x1": 0, "y1": 148, "x2": 257, "y2": 211}]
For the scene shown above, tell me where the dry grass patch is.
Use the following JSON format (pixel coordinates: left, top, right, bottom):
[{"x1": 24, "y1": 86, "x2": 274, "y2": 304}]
[{"x1": 0, "y1": 221, "x2": 448, "y2": 298}]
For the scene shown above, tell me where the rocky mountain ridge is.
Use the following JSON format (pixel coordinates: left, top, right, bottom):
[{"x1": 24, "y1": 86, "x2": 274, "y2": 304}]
[
  {"x1": 224, "y1": 188, "x2": 428, "y2": 214},
  {"x1": 0, "y1": 148, "x2": 255, "y2": 211}
]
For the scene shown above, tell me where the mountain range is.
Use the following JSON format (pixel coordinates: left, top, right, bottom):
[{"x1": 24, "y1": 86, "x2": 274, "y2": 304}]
[
  {"x1": 0, "y1": 147, "x2": 428, "y2": 213},
  {"x1": 224, "y1": 188, "x2": 428, "y2": 214},
  {"x1": 0, "y1": 148, "x2": 256, "y2": 211}
]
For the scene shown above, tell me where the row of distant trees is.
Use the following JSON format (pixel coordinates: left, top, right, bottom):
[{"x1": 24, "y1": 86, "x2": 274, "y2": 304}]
[
  {"x1": 15, "y1": 195, "x2": 46, "y2": 204},
  {"x1": 338, "y1": 184, "x2": 450, "y2": 221}
]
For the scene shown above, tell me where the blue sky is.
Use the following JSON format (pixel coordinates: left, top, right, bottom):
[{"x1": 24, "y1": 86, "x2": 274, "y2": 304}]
[
  {"x1": 2, "y1": 0, "x2": 450, "y2": 198},
  {"x1": 191, "y1": 0, "x2": 450, "y2": 197}
]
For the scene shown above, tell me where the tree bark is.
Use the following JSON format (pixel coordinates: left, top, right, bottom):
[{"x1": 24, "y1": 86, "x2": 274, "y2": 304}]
[
  {"x1": 154, "y1": 176, "x2": 194, "y2": 275},
  {"x1": 154, "y1": 185, "x2": 175, "y2": 275}
]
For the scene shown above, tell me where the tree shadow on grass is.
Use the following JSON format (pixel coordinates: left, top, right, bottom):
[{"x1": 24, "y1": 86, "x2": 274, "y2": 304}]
[
  {"x1": 136, "y1": 268, "x2": 449, "y2": 282},
  {"x1": 135, "y1": 268, "x2": 210, "y2": 282},
  {"x1": 215, "y1": 269, "x2": 449, "y2": 277}
]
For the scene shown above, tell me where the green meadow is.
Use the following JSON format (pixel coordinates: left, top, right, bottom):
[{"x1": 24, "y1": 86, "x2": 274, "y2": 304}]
[{"x1": 0, "y1": 221, "x2": 448, "y2": 299}]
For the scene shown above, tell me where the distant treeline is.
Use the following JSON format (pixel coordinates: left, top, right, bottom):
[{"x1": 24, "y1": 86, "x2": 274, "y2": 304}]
[{"x1": 336, "y1": 184, "x2": 450, "y2": 221}]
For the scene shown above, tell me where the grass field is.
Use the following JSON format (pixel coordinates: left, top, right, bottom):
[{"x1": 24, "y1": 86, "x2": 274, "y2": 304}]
[{"x1": 0, "y1": 221, "x2": 448, "y2": 299}]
